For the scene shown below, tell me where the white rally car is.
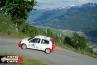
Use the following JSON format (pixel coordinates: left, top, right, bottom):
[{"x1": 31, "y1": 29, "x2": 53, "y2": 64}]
[{"x1": 18, "y1": 35, "x2": 56, "y2": 54}]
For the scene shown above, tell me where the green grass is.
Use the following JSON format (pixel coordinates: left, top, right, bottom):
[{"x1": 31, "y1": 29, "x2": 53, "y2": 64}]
[
  {"x1": 23, "y1": 57, "x2": 52, "y2": 65},
  {"x1": 0, "y1": 52, "x2": 53, "y2": 65}
]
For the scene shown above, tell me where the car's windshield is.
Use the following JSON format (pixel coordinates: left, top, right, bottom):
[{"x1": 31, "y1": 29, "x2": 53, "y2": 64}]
[{"x1": 28, "y1": 37, "x2": 32, "y2": 41}]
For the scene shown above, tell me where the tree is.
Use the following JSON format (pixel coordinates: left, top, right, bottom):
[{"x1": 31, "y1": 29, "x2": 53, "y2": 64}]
[
  {"x1": 0, "y1": 0, "x2": 36, "y2": 32},
  {"x1": 72, "y1": 33, "x2": 87, "y2": 48},
  {"x1": 0, "y1": 12, "x2": 16, "y2": 34},
  {"x1": 0, "y1": 0, "x2": 6, "y2": 8},
  {"x1": 64, "y1": 36, "x2": 72, "y2": 45},
  {"x1": 64, "y1": 33, "x2": 87, "y2": 49},
  {"x1": 45, "y1": 28, "x2": 53, "y2": 36}
]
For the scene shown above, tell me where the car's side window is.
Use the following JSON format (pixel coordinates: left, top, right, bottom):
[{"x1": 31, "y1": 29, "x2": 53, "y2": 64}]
[
  {"x1": 41, "y1": 39, "x2": 49, "y2": 44},
  {"x1": 30, "y1": 38, "x2": 40, "y2": 43}
]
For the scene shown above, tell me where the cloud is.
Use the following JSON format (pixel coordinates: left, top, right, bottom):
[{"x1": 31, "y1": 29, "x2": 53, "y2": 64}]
[
  {"x1": 78, "y1": 0, "x2": 97, "y2": 3},
  {"x1": 36, "y1": 0, "x2": 97, "y2": 9}
]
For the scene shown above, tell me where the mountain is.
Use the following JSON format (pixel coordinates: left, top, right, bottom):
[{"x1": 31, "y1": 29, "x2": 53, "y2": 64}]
[
  {"x1": 28, "y1": 3, "x2": 97, "y2": 42},
  {"x1": 28, "y1": 3, "x2": 97, "y2": 32}
]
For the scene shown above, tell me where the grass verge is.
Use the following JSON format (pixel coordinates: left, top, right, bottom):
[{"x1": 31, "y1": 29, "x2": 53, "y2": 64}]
[
  {"x1": 23, "y1": 57, "x2": 52, "y2": 65},
  {"x1": 0, "y1": 52, "x2": 53, "y2": 65},
  {"x1": 62, "y1": 44, "x2": 97, "y2": 58}
]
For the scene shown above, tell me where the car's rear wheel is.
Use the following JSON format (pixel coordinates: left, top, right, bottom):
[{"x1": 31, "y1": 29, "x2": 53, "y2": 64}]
[
  {"x1": 45, "y1": 48, "x2": 51, "y2": 54},
  {"x1": 22, "y1": 44, "x2": 27, "y2": 50}
]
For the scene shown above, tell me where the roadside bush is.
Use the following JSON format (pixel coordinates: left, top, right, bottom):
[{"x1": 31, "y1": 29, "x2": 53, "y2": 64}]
[
  {"x1": 64, "y1": 36, "x2": 72, "y2": 45},
  {"x1": 64, "y1": 33, "x2": 87, "y2": 49},
  {"x1": 0, "y1": 13, "x2": 16, "y2": 35},
  {"x1": 21, "y1": 23, "x2": 32, "y2": 34},
  {"x1": 72, "y1": 33, "x2": 87, "y2": 49}
]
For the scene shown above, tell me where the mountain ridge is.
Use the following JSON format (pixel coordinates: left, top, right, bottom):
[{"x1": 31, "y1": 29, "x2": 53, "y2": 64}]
[{"x1": 28, "y1": 3, "x2": 97, "y2": 32}]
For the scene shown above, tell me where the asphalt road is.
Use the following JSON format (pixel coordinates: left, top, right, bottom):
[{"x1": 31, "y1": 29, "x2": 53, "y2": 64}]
[{"x1": 0, "y1": 36, "x2": 97, "y2": 65}]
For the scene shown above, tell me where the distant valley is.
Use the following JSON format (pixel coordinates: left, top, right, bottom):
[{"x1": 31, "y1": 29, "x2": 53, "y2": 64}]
[{"x1": 28, "y1": 3, "x2": 97, "y2": 42}]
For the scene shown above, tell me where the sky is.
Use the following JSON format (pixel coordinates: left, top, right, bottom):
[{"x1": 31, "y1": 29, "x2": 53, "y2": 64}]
[{"x1": 35, "y1": 0, "x2": 97, "y2": 9}]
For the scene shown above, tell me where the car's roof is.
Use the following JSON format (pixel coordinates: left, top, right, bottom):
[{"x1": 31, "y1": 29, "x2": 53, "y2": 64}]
[{"x1": 34, "y1": 35, "x2": 51, "y2": 40}]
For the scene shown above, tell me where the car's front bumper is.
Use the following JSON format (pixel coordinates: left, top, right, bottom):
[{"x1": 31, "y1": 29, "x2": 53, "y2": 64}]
[{"x1": 18, "y1": 41, "x2": 23, "y2": 49}]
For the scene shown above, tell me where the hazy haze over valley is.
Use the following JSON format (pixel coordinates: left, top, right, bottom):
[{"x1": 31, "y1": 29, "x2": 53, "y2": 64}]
[{"x1": 28, "y1": 0, "x2": 97, "y2": 42}]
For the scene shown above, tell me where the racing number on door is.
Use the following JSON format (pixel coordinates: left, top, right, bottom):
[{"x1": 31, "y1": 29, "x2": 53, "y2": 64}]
[{"x1": 30, "y1": 38, "x2": 40, "y2": 49}]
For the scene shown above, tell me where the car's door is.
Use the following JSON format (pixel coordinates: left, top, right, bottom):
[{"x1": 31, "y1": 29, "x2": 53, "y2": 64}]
[
  {"x1": 29, "y1": 38, "x2": 41, "y2": 49},
  {"x1": 39, "y1": 39, "x2": 50, "y2": 50}
]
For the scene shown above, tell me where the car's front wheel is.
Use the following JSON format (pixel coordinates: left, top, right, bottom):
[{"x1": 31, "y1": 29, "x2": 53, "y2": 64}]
[
  {"x1": 45, "y1": 48, "x2": 51, "y2": 54},
  {"x1": 22, "y1": 44, "x2": 27, "y2": 50}
]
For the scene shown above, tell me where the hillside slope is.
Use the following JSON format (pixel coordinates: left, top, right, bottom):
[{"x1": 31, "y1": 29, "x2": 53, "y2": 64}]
[{"x1": 28, "y1": 3, "x2": 97, "y2": 32}]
